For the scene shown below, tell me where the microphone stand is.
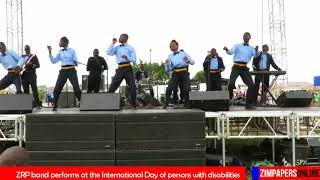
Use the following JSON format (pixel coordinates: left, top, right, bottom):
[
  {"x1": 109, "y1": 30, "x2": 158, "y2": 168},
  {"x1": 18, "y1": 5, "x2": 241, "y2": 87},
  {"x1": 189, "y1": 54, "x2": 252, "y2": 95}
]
[
  {"x1": 106, "y1": 55, "x2": 109, "y2": 91},
  {"x1": 206, "y1": 54, "x2": 211, "y2": 91},
  {"x1": 208, "y1": 59, "x2": 211, "y2": 91}
]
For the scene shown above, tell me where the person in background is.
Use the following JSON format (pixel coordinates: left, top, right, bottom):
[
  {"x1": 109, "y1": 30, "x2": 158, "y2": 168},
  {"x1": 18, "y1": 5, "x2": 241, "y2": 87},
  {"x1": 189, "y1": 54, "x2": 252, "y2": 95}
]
[
  {"x1": 0, "y1": 146, "x2": 29, "y2": 166},
  {"x1": 135, "y1": 63, "x2": 148, "y2": 81},
  {"x1": 21, "y1": 45, "x2": 41, "y2": 108},
  {"x1": 86, "y1": 49, "x2": 107, "y2": 93},
  {"x1": 252, "y1": 44, "x2": 281, "y2": 104},
  {"x1": 203, "y1": 48, "x2": 225, "y2": 91}
]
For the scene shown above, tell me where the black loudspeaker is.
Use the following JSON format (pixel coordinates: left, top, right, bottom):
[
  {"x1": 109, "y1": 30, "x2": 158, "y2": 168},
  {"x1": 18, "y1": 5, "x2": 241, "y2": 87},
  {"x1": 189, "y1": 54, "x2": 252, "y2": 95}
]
[
  {"x1": 276, "y1": 91, "x2": 312, "y2": 107},
  {"x1": 25, "y1": 112, "x2": 115, "y2": 166},
  {"x1": 57, "y1": 92, "x2": 75, "y2": 108},
  {"x1": 189, "y1": 91, "x2": 229, "y2": 111},
  {"x1": 80, "y1": 93, "x2": 120, "y2": 111},
  {"x1": 82, "y1": 75, "x2": 105, "y2": 91},
  {"x1": 0, "y1": 94, "x2": 33, "y2": 113},
  {"x1": 116, "y1": 109, "x2": 206, "y2": 165}
]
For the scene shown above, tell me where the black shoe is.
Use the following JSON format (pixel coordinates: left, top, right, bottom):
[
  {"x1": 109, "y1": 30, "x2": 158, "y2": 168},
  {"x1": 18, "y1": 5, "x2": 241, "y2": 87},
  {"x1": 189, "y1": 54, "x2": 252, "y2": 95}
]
[
  {"x1": 131, "y1": 105, "x2": 137, "y2": 110},
  {"x1": 52, "y1": 102, "x2": 58, "y2": 111}
]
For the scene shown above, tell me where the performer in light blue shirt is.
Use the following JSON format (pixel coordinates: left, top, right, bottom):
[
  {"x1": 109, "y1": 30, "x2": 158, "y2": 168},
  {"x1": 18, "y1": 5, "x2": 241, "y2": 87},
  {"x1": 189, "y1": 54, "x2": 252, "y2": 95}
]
[
  {"x1": 49, "y1": 47, "x2": 78, "y2": 66},
  {"x1": 163, "y1": 40, "x2": 195, "y2": 109},
  {"x1": 259, "y1": 53, "x2": 268, "y2": 70},
  {"x1": 223, "y1": 32, "x2": 258, "y2": 109},
  {"x1": 47, "y1": 37, "x2": 81, "y2": 111},
  {"x1": 107, "y1": 34, "x2": 137, "y2": 109},
  {"x1": 0, "y1": 42, "x2": 26, "y2": 93},
  {"x1": 226, "y1": 43, "x2": 257, "y2": 63},
  {"x1": 165, "y1": 49, "x2": 195, "y2": 72},
  {"x1": 107, "y1": 41, "x2": 136, "y2": 64},
  {"x1": 203, "y1": 48, "x2": 225, "y2": 91},
  {"x1": 252, "y1": 44, "x2": 281, "y2": 104}
]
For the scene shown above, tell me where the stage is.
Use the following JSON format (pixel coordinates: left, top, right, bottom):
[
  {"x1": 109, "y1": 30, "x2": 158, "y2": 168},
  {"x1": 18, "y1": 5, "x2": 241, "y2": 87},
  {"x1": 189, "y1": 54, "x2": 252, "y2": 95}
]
[{"x1": 1, "y1": 106, "x2": 320, "y2": 166}]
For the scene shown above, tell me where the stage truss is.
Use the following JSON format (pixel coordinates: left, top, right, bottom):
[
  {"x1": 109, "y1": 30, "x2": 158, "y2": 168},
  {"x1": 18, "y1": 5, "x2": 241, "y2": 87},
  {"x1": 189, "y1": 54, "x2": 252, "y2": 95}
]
[
  {"x1": 205, "y1": 109, "x2": 320, "y2": 166},
  {"x1": 0, "y1": 115, "x2": 25, "y2": 146}
]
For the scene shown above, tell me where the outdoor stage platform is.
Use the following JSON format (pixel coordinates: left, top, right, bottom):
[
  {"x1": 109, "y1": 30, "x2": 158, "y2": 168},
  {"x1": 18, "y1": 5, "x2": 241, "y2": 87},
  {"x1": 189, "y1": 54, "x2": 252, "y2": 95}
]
[{"x1": 1, "y1": 106, "x2": 320, "y2": 166}]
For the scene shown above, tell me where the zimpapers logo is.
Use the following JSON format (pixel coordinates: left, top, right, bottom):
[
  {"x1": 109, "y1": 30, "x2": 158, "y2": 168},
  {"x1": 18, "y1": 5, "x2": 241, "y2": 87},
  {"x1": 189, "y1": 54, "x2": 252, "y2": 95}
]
[
  {"x1": 252, "y1": 166, "x2": 320, "y2": 180},
  {"x1": 260, "y1": 169, "x2": 297, "y2": 178}
]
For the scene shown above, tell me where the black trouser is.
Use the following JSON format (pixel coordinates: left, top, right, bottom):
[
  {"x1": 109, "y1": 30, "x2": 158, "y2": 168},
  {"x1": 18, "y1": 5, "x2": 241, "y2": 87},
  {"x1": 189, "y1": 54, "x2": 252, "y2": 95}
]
[
  {"x1": 108, "y1": 67, "x2": 136, "y2": 106},
  {"x1": 87, "y1": 71, "x2": 101, "y2": 93},
  {"x1": 228, "y1": 66, "x2": 255, "y2": 106},
  {"x1": 53, "y1": 69, "x2": 81, "y2": 106},
  {"x1": 0, "y1": 72, "x2": 22, "y2": 94},
  {"x1": 21, "y1": 72, "x2": 40, "y2": 106},
  {"x1": 205, "y1": 72, "x2": 209, "y2": 91},
  {"x1": 172, "y1": 80, "x2": 184, "y2": 104},
  {"x1": 165, "y1": 71, "x2": 191, "y2": 106},
  {"x1": 208, "y1": 73, "x2": 222, "y2": 91},
  {"x1": 254, "y1": 74, "x2": 270, "y2": 104}
]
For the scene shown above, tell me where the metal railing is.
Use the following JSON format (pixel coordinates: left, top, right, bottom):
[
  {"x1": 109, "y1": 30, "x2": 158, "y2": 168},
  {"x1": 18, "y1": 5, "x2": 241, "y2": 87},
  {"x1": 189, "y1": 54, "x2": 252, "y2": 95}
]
[
  {"x1": 0, "y1": 115, "x2": 25, "y2": 146},
  {"x1": 205, "y1": 110, "x2": 320, "y2": 166}
]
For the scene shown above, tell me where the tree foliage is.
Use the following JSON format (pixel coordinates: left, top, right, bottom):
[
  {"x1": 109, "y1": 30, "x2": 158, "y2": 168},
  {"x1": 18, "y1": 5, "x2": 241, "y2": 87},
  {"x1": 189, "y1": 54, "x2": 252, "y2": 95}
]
[
  {"x1": 193, "y1": 70, "x2": 206, "y2": 83},
  {"x1": 132, "y1": 61, "x2": 170, "y2": 85},
  {"x1": 38, "y1": 87, "x2": 46, "y2": 102}
]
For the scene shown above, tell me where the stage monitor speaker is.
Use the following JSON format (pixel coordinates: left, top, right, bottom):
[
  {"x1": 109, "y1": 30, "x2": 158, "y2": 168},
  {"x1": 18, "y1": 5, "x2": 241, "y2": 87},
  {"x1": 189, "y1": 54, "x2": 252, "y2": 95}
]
[
  {"x1": 189, "y1": 91, "x2": 229, "y2": 111},
  {"x1": 80, "y1": 93, "x2": 120, "y2": 111},
  {"x1": 0, "y1": 94, "x2": 33, "y2": 114},
  {"x1": 276, "y1": 90, "x2": 312, "y2": 107},
  {"x1": 57, "y1": 92, "x2": 75, "y2": 108},
  {"x1": 82, "y1": 75, "x2": 105, "y2": 91}
]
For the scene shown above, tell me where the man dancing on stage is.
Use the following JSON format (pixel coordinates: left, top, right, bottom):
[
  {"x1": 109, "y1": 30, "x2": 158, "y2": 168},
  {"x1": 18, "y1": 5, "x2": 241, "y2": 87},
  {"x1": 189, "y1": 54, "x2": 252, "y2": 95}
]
[
  {"x1": 163, "y1": 40, "x2": 195, "y2": 109},
  {"x1": 47, "y1": 37, "x2": 82, "y2": 111},
  {"x1": 107, "y1": 34, "x2": 137, "y2": 109},
  {"x1": 223, "y1": 32, "x2": 258, "y2": 109},
  {"x1": 0, "y1": 42, "x2": 26, "y2": 94},
  {"x1": 203, "y1": 48, "x2": 225, "y2": 91},
  {"x1": 252, "y1": 44, "x2": 282, "y2": 104},
  {"x1": 21, "y1": 45, "x2": 41, "y2": 108},
  {"x1": 86, "y1": 49, "x2": 107, "y2": 93}
]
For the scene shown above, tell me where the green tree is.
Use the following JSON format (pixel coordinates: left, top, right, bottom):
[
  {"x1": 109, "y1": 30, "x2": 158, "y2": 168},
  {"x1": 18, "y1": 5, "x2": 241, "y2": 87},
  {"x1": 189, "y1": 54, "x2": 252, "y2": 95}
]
[
  {"x1": 133, "y1": 61, "x2": 170, "y2": 85},
  {"x1": 38, "y1": 87, "x2": 46, "y2": 103},
  {"x1": 193, "y1": 70, "x2": 206, "y2": 83}
]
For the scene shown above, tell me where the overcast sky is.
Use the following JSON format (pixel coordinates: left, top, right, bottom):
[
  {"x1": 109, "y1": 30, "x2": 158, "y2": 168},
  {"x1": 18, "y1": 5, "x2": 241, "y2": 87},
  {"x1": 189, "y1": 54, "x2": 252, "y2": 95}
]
[{"x1": 0, "y1": 0, "x2": 319, "y2": 87}]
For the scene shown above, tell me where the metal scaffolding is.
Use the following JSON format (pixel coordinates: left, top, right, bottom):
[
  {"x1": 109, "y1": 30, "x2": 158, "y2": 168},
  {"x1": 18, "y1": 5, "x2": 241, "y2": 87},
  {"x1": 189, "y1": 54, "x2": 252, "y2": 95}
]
[
  {"x1": 0, "y1": 114, "x2": 25, "y2": 146},
  {"x1": 206, "y1": 108, "x2": 320, "y2": 167},
  {"x1": 268, "y1": 0, "x2": 288, "y2": 89},
  {"x1": 6, "y1": 0, "x2": 23, "y2": 54}
]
